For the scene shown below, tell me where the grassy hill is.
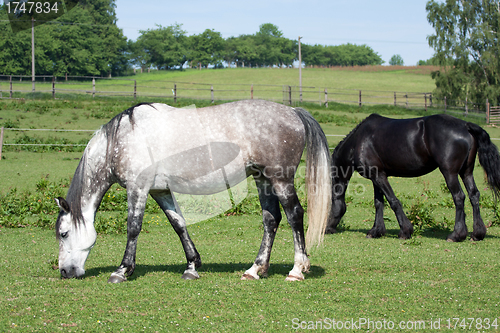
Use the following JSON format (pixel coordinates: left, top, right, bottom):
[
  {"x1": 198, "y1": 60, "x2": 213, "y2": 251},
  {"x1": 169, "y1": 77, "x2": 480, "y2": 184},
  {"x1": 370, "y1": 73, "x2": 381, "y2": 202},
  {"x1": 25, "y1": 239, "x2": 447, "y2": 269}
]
[{"x1": 129, "y1": 66, "x2": 436, "y2": 92}]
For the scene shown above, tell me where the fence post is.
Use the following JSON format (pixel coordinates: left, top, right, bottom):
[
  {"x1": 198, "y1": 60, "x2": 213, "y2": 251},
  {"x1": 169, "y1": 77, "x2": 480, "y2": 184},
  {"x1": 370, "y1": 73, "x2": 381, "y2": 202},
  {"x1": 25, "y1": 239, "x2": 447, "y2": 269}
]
[
  {"x1": 52, "y1": 76, "x2": 55, "y2": 99},
  {"x1": 424, "y1": 93, "x2": 427, "y2": 112},
  {"x1": 394, "y1": 92, "x2": 396, "y2": 106},
  {"x1": 92, "y1": 78, "x2": 95, "y2": 98},
  {"x1": 358, "y1": 90, "x2": 362, "y2": 107},
  {"x1": 289, "y1": 86, "x2": 292, "y2": 105},
  {"x1": 0, "y1": 127, "x2": 4, "y2": 161},
  {"x1": 134, "y1": 80, "x2": 137, "y2": 100},
  {"x1": 174, "y1": 83, "x2": 177, "y2": 103},
  {"x1": 405, "y1": 93, "x2": 408, "y2": 109},
  {"x1": 486, "y1": 98, "x2": 490, "y2": 124},
  {"x1": 211, "y1": 85, "x2": 214, "y2": 103},
  {"x1": 444, "y1": 96, "x2": 447, "y2": 113},
  {"x1": 9, "y1": 75, "x2": 12, "y2": 98},
  {"x1": 251, "y1": 84, "x2": 253, "y2": 99},
  {"x1": 465, "y1": 97, "x2": 468, "y2": 116},
  {"x1": 324, "y1": 88, "x2": 328, "y2": 108}
]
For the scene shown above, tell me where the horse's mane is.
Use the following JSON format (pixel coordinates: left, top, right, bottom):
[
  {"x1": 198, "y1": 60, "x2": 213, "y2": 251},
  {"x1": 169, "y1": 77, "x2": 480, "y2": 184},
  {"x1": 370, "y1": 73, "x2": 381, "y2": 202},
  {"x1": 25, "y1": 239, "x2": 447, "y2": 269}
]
[
  {"x1": 57, "y1": 103, "x2": 157, "y2": 234},
  {"x1": 333, "y1": 115, "x2": 375, "y2": 158}
]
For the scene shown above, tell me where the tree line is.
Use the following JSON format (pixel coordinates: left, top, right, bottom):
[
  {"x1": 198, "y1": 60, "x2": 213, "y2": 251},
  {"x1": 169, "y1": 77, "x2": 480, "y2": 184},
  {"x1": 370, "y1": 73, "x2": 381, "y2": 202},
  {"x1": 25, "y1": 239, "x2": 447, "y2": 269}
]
[
  {"x1": 0, "y1": 1, "x2": 383, "y2": 77},
  {"x1": 426, "y1": 0, "x2": 500, "y2": 106}
]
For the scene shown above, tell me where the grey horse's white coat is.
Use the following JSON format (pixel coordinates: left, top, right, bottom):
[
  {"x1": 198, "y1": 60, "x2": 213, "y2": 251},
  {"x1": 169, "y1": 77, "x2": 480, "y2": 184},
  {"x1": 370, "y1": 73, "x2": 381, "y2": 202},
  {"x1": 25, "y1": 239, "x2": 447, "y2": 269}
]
[{"x1": 55, "y1": 100, "x2": 331, "y2": 282}]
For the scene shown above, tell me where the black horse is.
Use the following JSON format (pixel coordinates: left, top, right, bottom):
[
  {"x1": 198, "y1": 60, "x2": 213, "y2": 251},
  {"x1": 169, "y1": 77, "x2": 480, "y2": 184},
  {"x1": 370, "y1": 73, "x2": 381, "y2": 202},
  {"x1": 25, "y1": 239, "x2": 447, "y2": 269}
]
[{"x1": 326, "y1": 113, "x2": 500, "y2": 242}]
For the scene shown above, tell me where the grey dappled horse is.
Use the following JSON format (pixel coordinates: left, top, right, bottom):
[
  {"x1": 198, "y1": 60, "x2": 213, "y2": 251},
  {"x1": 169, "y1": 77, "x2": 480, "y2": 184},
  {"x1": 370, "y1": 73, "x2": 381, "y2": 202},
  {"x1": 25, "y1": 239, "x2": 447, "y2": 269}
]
[{"x1": 55, "y1": 100, "x2": 332, "y2": 282}]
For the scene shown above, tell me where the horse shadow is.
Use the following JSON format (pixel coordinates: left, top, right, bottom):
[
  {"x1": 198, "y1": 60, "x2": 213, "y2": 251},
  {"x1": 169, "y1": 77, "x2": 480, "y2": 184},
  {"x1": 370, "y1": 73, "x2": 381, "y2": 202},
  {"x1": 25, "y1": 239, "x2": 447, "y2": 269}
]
[{"x1": 85, "y1": 262, "x2": 326, "y2": 281}]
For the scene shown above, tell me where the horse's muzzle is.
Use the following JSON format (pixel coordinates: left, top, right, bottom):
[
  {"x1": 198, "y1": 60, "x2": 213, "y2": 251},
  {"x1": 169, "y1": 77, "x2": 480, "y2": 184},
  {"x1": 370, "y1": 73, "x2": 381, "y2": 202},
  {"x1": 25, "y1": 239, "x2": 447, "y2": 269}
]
[{"x1": 60, "y1": 266, "x2": 85, "y2": 279}]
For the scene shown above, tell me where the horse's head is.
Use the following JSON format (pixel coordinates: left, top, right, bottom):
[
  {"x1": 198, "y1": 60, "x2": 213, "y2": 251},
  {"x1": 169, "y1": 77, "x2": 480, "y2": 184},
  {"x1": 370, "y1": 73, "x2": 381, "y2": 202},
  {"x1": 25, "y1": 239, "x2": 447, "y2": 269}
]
[
  {"x1": 55, "y1": 197, "x2": 97, "y2": 278},
  {"x1": 325, "y1": 155, "x2": 351, "y2": 234}
]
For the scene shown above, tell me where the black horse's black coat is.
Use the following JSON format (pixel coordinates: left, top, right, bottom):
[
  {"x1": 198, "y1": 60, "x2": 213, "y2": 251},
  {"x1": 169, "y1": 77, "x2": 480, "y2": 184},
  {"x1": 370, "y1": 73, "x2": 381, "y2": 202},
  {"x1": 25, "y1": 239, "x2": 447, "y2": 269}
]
[{"x1": 327, "y1": 113, "x2": 500, "y2": 241}]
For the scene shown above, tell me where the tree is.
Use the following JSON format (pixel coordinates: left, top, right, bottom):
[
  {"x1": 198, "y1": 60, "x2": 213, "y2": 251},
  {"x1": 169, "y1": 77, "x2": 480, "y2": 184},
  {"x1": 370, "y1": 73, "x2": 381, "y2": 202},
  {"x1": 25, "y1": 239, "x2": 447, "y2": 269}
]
[
  {"x1": 132, "y1": 24, "x2": 187, "y2": 70},
  {"x1": 188, "y1": 29, "x2": 225, "y2": 68},
  {"x1": 426, "y1": 0, "x2": 500, "y2": 105},
  {"x1": 389, "y1": 54, "x2": 404, "y2": 66},
  {"x1": 301, "y1": 43, "x2": 383, "y2": 67},
  {"x1": 0, "y1": 0, "x2": 129, "y2": 76}
]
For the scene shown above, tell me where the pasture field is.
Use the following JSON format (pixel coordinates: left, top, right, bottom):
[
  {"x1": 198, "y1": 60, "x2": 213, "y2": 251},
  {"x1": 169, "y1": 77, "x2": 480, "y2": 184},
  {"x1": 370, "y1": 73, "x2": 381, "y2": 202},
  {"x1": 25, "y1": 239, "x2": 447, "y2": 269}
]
[
  {"x1": 1, "y1": 67, "x2": 437, "y2": 105},
  {"x1": 1, "y1": 82, "x2": 500, "y2": 331}
]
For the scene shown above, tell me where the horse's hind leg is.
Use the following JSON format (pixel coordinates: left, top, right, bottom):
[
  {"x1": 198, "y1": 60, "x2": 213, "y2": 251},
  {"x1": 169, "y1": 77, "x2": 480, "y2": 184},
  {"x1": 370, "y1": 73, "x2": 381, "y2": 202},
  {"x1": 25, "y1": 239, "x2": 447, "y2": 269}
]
[
  {"x1": 441, "y1": 171, "x2": 468, "y2": 242},
  {"x1": 461, "y1": 172, "x2": 486, "y2": 241},
  {"x1": 150, "y1": 191, "x2": 201, "y2": 280},
  {"x1": 242, "y1": 176, "x2": 282, "y2": 280},
  {"x1": 367, "y1": 185, "x2": 387, "y2": 238},
  {"x1": 274, "y1": 179, "x2": 309, "y2": 281}
]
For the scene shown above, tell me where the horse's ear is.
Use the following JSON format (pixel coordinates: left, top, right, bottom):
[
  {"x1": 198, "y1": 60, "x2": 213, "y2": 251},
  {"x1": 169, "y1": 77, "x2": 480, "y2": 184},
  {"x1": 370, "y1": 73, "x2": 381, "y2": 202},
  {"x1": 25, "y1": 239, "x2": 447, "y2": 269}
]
[{"x1": 55, "y1": 197, "x2": 70, "y2": 213}]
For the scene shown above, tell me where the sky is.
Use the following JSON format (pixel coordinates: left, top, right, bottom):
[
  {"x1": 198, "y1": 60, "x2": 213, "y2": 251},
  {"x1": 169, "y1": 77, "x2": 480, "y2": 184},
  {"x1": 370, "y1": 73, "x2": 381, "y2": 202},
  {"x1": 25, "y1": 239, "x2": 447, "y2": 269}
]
[{"x1": 114, "y1": 0, "x2": 437, "y2": 66}]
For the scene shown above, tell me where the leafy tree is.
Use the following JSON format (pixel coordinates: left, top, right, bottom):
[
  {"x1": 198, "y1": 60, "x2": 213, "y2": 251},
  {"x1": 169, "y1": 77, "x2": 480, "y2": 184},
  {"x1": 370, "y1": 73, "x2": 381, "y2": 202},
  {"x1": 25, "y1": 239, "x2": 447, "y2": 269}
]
[
  {"x1": 301, "y1": 43, "x2": 383, "y2": 67},
  {"x1": 132, "y1": 23, "x2": 187, "y2": 70},
  {"x1": 188, "y1": 29, "x2": 225, "y2": 68},
  {"x1": 227, "y1": 35, "x2": 259, "y2": 67},
  {"x1": 426, "y1": 0, "x2": 500, "y2": 105},
  {"x1": 389, "y1": 54, "x2": 404, "y2": 66},
  {"x1": 0, "y1": 0, "x2": 129, "y2": 76}
]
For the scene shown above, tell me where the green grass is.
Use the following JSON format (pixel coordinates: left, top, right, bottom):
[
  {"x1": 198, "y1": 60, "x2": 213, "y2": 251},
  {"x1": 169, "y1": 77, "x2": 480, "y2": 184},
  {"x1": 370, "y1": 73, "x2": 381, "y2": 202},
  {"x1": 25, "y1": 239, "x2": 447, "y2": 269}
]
[
  {"x1": 1, "y1": 206, "x2": 500, "y2": 331},
  {"x1": 1, "y1": 71, "x2": 500, "y2": 331}
]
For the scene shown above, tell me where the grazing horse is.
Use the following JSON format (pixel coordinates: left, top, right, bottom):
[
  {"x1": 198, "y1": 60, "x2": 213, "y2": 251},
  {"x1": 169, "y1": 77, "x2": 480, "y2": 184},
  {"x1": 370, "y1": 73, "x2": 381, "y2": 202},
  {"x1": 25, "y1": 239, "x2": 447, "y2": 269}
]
[
  {"x1": 55, "y1": 100, "x2": 331, "y2": 282},
  {"x1": 326, "y1": 113, "x2": 500, "y2": 241}
]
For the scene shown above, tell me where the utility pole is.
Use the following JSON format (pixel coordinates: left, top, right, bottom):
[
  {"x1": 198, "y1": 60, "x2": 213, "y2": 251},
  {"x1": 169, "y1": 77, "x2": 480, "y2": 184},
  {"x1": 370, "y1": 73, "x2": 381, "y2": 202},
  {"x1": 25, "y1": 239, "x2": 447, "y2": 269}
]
[
  {"x1": 298, "y1": 36, "x2": 302, "y2": 103},
  {"x1": 32, "y1": 17, "x2": 35, "y2": 93}
]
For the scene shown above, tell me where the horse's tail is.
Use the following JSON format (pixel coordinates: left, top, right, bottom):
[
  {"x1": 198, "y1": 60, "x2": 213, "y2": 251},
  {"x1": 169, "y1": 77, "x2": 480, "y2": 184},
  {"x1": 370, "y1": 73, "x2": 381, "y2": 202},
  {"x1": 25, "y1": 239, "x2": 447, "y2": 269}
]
[
  {"x1": 467, "y1": 122, "x2": 500, "y2": 199},
  {"x1": 294, "y1": 108, "x2": 332, "y2": 250}
]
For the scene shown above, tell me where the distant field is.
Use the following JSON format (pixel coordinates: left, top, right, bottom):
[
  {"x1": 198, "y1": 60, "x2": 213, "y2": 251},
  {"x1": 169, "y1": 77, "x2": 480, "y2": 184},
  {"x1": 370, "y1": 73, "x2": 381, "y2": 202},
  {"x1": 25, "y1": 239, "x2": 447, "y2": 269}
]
[{"x1": 1, "y1": 67, "x2": 437, "y2": 106}]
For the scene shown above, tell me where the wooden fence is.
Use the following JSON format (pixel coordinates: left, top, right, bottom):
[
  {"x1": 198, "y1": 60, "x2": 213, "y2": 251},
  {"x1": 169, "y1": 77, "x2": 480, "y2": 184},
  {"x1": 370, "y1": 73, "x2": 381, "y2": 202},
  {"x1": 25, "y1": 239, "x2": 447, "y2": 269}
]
[
  {"x1": 0, "y1": 75, "x2": 492, "y2": 120},
  {"x1": 487, "y1": 102, "x2": 500, "y2": 125},
  {"x1": 0, "y1": 74, "x2": 436, "y2": 108}
]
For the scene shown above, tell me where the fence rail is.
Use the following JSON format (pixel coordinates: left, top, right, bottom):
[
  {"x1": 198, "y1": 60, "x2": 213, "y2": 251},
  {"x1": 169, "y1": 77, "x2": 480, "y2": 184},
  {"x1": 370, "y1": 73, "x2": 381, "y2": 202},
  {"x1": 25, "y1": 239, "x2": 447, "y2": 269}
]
[
  {"x1": 0, "y1": 74, "x2": 496, "y2": 123},
  {"x1": 0, "y1": 74, "x2": 454, "y2": 111}
]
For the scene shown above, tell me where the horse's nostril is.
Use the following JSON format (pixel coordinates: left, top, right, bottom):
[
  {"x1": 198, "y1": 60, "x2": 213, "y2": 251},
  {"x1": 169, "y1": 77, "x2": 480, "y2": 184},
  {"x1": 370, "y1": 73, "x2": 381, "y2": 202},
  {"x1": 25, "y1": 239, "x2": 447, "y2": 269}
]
[{"x1": 60, "y1": 269, "x2": 67, "y2": 278}]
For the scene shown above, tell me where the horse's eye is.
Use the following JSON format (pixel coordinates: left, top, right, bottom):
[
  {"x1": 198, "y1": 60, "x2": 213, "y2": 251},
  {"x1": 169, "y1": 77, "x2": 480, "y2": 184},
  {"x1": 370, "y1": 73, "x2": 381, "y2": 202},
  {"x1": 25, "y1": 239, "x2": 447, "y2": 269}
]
[{"x1": 60, "y1": 231, "x2": 69, "y2": 239}]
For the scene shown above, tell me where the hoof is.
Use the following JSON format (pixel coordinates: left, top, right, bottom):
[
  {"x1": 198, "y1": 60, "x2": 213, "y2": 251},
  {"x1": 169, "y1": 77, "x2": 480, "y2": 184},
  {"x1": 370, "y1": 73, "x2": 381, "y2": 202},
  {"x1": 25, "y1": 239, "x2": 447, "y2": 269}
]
[
  {"x1": 108, "y1": 274, "x2": 127, "y2": 283},
  {"x1": 241, "y1": 273, "x2": 258, "y2": 280},
  {"x1": 181, "y1": 272, "x2": 199, "y2": 280},
  {"x1": 471, "y1": 234, "x2": 485, "y2": 241},
  {"x1": 366, "y1": 234, "x2": 373, "y2": 239},
  {"x1": 446, "y1": 238, "x2": 455, "y2": 242},
  {"x1": 285, "y1": 274, "x2": 304, "y2": 282}
]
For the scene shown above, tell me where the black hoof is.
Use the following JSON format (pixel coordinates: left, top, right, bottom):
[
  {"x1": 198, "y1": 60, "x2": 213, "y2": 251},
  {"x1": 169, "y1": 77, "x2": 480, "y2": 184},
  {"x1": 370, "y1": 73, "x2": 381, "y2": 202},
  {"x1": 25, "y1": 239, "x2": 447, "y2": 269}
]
[
  {"x1": 181, "y1": 272, "x2": 199, "y2": 280},
  {"x1": 447, "y1": 232, "x2": 466, "y2": 242},
  {"x1": 470, "y1": 234, "x2": 485, "y2": 241},
  {"x1": 108, "y1": 275, "x2": 127, "y2": 283},
  {"x1": 366, "y1": 231, "x2": 384, "y2": 238}
]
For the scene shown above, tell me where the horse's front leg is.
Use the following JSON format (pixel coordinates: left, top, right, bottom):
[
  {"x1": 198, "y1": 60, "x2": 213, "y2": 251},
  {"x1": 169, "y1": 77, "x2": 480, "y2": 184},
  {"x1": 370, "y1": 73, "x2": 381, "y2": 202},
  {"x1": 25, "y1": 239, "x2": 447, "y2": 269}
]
[
  {"x1": 242, "y1": 176, "x2": 282, "y2": 280},
  {"x1": 108, "y1": 188, "x2": 148, "y2": 283},
  {"x1": 150, "y1": 191, "x2": 201, "y2": 280},
  {"x1": 366, "y1": 185, "x2": 387, "y2": 238},
  {"x1": 372, "y1": 174, "x2": 413, "y2": 239}
]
